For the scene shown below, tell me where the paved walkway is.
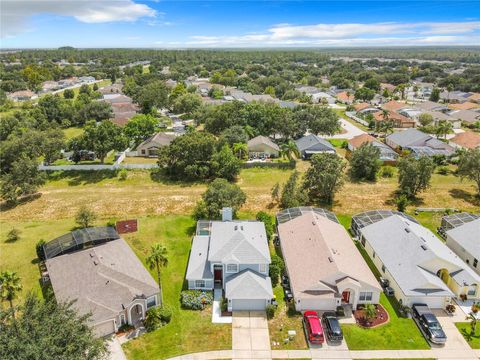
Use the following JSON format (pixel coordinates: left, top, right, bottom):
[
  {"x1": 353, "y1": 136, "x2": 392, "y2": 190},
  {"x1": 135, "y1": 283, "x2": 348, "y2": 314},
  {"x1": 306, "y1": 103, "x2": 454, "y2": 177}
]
[
  {"x1": 106, "y1": 336, "x2": 127, "y2": 360},
  {"x1": 212, "y1": 288, "x2": 231, "y2": 324},
  {"x1": 325, "y1": 118, "x2": 366, "y2": 140},
  {"x1": 232, "y1": 311, "x2": 271, "y2": 359}
]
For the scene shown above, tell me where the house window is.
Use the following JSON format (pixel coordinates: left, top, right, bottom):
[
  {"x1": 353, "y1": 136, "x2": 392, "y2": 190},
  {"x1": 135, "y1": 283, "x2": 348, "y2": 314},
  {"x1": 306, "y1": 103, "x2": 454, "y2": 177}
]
[
  {"x1": 226, "y1": 264, "x2": 238, "y2": 273},
  {"x1": 359, "y1": 292, "x2": 373, "y2": 301},
  {"x1": 147, "y1": 296, "x2": 156, "y2": 309},
  {"x1": 468, "y1": 285, "x2": 477, "y2": 296},
  {"x1": 381, "y1": 265, "x2": 386, "y2": 273},
  {"x1": 259, "y1": 264, "x2": 267, "y2": 273},
  {"x1": 474, "y1": 259, "x2": 478, "y2": 268},
  {"x1": 141, "y1": 149, "x2": 145, "y2": 155},
  {"x1": 195, "y1": 280, "x2": 206, "y2": 288}
]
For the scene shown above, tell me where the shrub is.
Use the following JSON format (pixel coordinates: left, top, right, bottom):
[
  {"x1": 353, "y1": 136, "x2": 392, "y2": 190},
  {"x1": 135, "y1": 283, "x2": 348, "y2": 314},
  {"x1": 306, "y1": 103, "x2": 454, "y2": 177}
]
[
  {"x1": 395, "y1": 194, "x2": 410, "y2": 212},
  {"x1": 6, "y1": 228, "x2": 20, "y2": 242},
  {"x1": 158, "y1": 306, "x2": 172, "y2": 324},
  {"x1": 180, "y1": 290, "x2": 213, "y2": 310},
  {"x1": 256, "y1": 211, "x2": 274, "y2": 240},
  {"x1": 75, "y1": 206, "x2": 97, "y2": 228},
  {"x1": 36, "y1": 239, "x2": 46, "y2": 261},
  {"x1": 437, "y1": 166, "x2": 449, "y2": 175},
  {"x1": 266, "y1": 304, "x2": 276, "y2": 319},
  {"x1": 144, "y1": 308, "x2": 162, "y2": 332},
  {"x1": 118, "y1": 169, "x2": 128, "y2": 180},
  {"x1": 379, "y1": 166, "x2": 394, "y2": 178},
  {"x1": 269, "y1": 254, "x2": 285, "y2": 286},
  {"x1": 221, "y1": 297, "x2": 228, "y2": 312}
]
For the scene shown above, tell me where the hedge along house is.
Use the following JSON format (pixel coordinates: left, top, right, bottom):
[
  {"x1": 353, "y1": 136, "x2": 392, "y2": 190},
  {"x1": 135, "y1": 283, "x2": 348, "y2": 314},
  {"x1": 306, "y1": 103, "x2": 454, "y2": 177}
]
[
  {"x1": 352, "y1": 210, "x2": 480, "y2": 308},
  {"x1": 276, "y1": 207, "x2": 381, "y2": 312},
  {"x1": 185, "y1": 208, "x2": 273, "y2": 312},
  {"x1": 43, "y1": 227, "x2": 160, "y2": 337}
]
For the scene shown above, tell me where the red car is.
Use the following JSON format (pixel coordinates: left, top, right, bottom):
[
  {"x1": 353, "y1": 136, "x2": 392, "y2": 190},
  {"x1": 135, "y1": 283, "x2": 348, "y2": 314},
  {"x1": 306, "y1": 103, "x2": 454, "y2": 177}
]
[{"x1": 303, "y1": 311, "x2": 324, "y2": 345}]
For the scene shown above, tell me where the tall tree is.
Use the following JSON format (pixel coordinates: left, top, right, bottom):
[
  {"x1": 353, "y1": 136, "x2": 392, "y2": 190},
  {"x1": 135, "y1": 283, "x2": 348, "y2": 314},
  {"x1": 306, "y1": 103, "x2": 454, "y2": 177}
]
[
  {"x1": 212, "y1": 144, "x2": 242, "y2": 181},
  {"x1": 1, "y1": 157, "x2": 46, "y2": 204},
  {"x1": 134, "y1": 80, "x2": 169, "y2": 114},
  {"x1": 457, "y1": 148, "x2": 480, "y2": 196},
  {"x1": 0, "y1": 293, "x2": 107, "y2": 360},
  {"x1": 397, "y1": 156, "x2": 435, "y2": 198},
  {"x1": 146, "y1": 244, "x2": 168, "y2": 306},
  {"x1": 349, "y1": 143, "x2": 382, "y2": 181},
  {"x1": 280, "y1": 171, "x2": 307, "y2": 209},
  {"x1": 0, "y1": 271, "x2": 22, "y2": 317},
  {"x1": 232, "y1": 143, "x2": 248, "y2": 160},
  {"x1": 123, "y1": 114, "x2": 159, "y2": 147},
  {"x1": 193, "y1": 178, "x2": 246, "y2": 220},
  {"x1": 302, "y1": 153, "x2": 345, "y2": 205},
  {"x1": 280, "y1": 140, "x2": 300, "y2": 161}
]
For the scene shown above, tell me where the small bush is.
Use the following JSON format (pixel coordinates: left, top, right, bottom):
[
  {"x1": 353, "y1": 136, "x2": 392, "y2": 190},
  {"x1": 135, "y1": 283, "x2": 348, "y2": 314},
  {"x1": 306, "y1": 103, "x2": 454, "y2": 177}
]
[
  {"x1": 36, "y1": 239, "x2": 46, "y2": 261},
  {"x1": 221, "y1": 297, "x2": 228, "y2": 312},
  {"x1": 180, "y1": 290, "x2": 213, "y2": 310},
  {"x1": 266, "y1": 304, "x2": 276, "y2": 319},
  {"x1": 158, "y1": 307, "x2": 172, "y2": 323},
  {"x1": 106, "y1": 219, "x2": 116, "y2": 227},
  {"x1": 144, "y1": 308, "x2": 162, "y2": 332},
  {"x1": 6, "y1": 228, "x2": 20, "y2": 242},
  {"x1": 395, "y1": 194, "x2": 410, "y2": 212},
  {"x1": 379, "y1": 166, "x2": 394, "y2": 178},
  {"x1": 437, "y1": 166, "x2": 449, "y2": 175},
  {"x1": 118, "y1": 169, "x2": 128, "y2": 180}
]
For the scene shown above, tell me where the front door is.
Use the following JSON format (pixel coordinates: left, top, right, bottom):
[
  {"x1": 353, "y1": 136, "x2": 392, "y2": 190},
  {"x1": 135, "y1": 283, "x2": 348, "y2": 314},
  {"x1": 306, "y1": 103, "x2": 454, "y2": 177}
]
[
  {"x1": 342, "y1": 291, "x2": 350, "y2": 303},
  {"x1": 214, "y1": 267, "x2": 222, "y2": 285}
]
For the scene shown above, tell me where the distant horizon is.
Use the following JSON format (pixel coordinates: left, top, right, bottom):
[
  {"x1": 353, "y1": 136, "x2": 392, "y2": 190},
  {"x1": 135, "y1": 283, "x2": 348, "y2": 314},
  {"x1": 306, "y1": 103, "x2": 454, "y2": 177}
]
[{"x1": 2, "y1": 1, "x2": 479, "y2": 48}]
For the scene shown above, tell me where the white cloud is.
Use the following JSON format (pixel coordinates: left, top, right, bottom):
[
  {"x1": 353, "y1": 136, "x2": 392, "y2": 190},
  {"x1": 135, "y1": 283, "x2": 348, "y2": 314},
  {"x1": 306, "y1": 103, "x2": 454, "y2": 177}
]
[
  {"x1": 185, "y1": 21, "x2": 480, "y2": 47},
  {"x1": 1, "y1": 0, "x2": 156, "y2": 38}
]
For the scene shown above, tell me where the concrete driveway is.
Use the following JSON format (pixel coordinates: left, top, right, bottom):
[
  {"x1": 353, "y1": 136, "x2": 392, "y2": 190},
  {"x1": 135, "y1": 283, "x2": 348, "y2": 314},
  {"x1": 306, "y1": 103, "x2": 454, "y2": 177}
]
[
  {"x1": 232, "y1": 311, "x2": 271, "y2": 359},
  {"x1": 325, "y1": 118, "x2": 366, "y2": 140}
]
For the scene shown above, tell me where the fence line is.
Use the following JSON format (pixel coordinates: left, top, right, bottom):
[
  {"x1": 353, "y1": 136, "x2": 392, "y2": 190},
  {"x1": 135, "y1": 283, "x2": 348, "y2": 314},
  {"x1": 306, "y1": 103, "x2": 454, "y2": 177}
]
[{"x1": 345, "y1": 111, "x2": 369, "y2": 127}]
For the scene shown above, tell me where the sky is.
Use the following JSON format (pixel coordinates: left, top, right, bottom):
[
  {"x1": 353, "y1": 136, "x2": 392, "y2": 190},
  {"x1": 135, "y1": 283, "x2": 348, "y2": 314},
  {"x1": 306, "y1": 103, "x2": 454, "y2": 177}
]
[{"x1": 1, "y1": 1, "x2": 480, "y2": 48}]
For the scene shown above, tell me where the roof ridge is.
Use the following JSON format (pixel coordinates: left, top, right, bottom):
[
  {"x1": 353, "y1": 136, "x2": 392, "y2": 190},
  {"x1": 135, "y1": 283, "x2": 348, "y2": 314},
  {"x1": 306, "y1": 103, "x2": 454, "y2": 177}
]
[{"x1": 97, "y1": 264, "x2": 157, "y2": 296}]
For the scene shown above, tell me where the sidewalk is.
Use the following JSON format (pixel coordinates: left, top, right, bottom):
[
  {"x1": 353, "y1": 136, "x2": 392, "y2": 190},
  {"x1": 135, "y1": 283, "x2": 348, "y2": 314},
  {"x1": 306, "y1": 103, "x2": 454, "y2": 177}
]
[{"x1": 212, "y1": 288, "x2": 231, "y2": 324}]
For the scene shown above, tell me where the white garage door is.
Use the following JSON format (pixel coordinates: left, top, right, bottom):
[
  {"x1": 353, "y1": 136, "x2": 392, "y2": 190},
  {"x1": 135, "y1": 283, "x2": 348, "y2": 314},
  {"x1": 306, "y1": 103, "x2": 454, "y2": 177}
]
[
  {"x1": 232, "y1": 299, "x2": 266, "y2": 311},
  {"x1": 94, "y1": 320, "x2": 116, "y2": 337},
  {"x1": 410, "y1": 297, "x2": 445, "y2": 309}
]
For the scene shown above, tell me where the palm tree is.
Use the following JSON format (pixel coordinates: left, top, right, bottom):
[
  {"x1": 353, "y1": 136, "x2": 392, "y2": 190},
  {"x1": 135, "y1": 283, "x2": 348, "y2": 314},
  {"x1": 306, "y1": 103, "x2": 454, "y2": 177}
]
[
  {"x1": 381, "y1": 120, "x2": 395, "y2": 136},
  {"x1": 446, "y1": 83, "x2": 454, "y2": 103},
  {"x1": 280, "y1": 140, "x2": 300, "y2": 161},
  {"x1": 435, "y1": 120, "x2": 453, "y2": 139},
  {"x1": 0, "y1": 271, "x2": 22, "y2": 318},
  {"x1": 364, "y1": 303, "x2": 377, "y2": 324},
  {"x1": 146, "y1": 244, "x2": 168, "y2": 306},
  {"x1": 467, "y1": 313, "x2": 478, "y2": 335},
  {"x1": 233, "y1": 143, "x2": 248, "y2": 160}
]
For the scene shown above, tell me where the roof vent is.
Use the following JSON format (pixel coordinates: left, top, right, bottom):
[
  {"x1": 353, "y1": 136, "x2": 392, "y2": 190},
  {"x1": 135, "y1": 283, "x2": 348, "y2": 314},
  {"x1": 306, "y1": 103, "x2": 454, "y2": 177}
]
[
  {"x1": 421, "y1": 245, "x2": 428, "y2": 251},
  {"x1": 93, "y1": 260, "x2": 99, "y2": 266},
  {"x1": 312, "y1": 221, "x2": 316, "y2": 226},
  {"x1": 328, "y1": 257, "x2": 334, "y2": 263},
  {"x1": 240, "y1": 226, "x2": 244, "y2": 231},
  {"x1": 234, "y1": 226, "x2": 238, "y2": 231},
  {"x1": 405, "y1": 228, "x2": 410, "y2": 233}
]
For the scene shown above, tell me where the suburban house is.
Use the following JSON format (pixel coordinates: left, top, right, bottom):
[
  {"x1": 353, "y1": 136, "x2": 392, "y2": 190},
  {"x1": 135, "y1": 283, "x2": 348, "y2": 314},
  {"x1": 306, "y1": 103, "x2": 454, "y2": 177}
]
[
  {"x1": 296, "y1": 86, "x2": 336, "y2": 104},
  {"x1": 247, "y1": 135, "x2": 280, "y2": 158},
  {"x1": 295, "y1": 134, "x2": 336, "y2": 159},
  {"x1": 414, "y1": 101, "x2": 448, "y2": 113},
  {"x1": 442, "y1": 213, "x2": 480, "y2": 276},
  {"x1": 449, "y1": 102, "x2": 478, "y2": 111},
  {"x1": 352, "y1": 210, "x2": 480, "y2": 308},
  {"x1": 381, "y1": 100, "x2": 407, "y2": 113},
  {"x1": 277, "y1": 207, "x2": 381, "y2": 311},
  {"x1": 448, "y1": 109, "x2": 480, "y2": 125},
  {"x1": 336, "y1": 91, "x2": 355, "y2": 104},
  {"x1": 185, "y1": 208, "x2": 273, "y2": 312},
  {"x1": 468, "y1": 93, "x2": 480, "y2": 104},
  {"x1": 440, "y1": 90, "x2": 472, "y2": 103},
  {"x1": 373, "y1": 111, "x2": 415, "y2": 128},
  {"x1": 348, "y1": 134, "x2": 398, "y2": 162},
  {"x1": 354, "y1": 102, "x2": 378, "y2": 114},
  {"x1": 43, "y1": 227, "x2": 160, "y2": 337},
  {"x1": 135, "y1": 132, "x2": 176, "y2": 157},
  {"x1": 386, "y1": 128, "x2": 454, "y2": 157},
  {"x1": 7, "y1": 90, "x2": 38, "y2": 102},
  {"x1": 449, "y1": 131, "x2": 480, "y2": 150}
]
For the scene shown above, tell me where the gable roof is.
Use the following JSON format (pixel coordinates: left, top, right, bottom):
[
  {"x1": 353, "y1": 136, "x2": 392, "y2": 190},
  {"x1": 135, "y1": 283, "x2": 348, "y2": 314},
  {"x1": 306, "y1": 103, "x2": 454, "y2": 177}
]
[
  {"x1": 186, "y1": 235, "x2": 213, "y2": 279},
  {"x1": 208, "y1": 221, "x2": 270, "y2": 264},
  {"x1": 348, "y1": 133, "x2": 376, "y2": 149},
  {"x1": 414, "y1": 101, "x2": 448, "y2": 112},
  {"x1": 354, "y1": 103, "x2": 371, "y2": 112},
  {"x1": 136, "y1": 132, "x2": 176, "y2": 150},
  {"x1": 358, "y1": 213, "x2": 480, "y2": 295},
  {"x1": 247, "y1": 135, "x2": 280, "y2": 151},
  {"x1": 450, "y1": 131, "x2": 480, "y2": 149},
  {"x1": 336, "y1": 91, "x2": 354, "y2": 102},
  {"x1": 448, "y1": 109, "x2": 480, "y2": 124},
  {"x1": 373, "y1": 111, "x2": 413, "y2": 125},
  {"x1": 46, "y1": 239, "x2": 159, "y2": 325},
  {"x1": 295, "y1": 134, "x2": 335, "y2": 153},
  {"x1": 447, "y1": 219, "x2": 480, "y2": 261},
  {"x1": 381, "y1": 100, "x2": 407, "y2": 112},
  {"x1": 278, "y1": 210, "x2": 380, "y2": 300},
  {"x1": 386, "y1": 128, "x2": 431, "y2": 147},
  {"x1": 225, "y1": 269, "x2": 273, "y2": 300}
]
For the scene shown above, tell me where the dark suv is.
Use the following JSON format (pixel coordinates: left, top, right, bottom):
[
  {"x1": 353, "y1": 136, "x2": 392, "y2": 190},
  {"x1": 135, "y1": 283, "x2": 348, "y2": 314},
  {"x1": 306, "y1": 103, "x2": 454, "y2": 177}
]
[{"x1": 321, "y1": 312, "x2": 343, "y2": 342}]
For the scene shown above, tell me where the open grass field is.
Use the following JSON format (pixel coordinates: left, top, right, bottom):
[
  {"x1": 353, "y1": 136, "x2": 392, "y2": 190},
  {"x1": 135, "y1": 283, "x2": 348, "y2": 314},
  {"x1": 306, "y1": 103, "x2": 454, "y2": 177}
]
[
  {"x1": 455, "y1": 322, "x2": 480, "y2": 349},
  {"x1": 62, "y1": 126, "x2": 84, "y2": 140}
]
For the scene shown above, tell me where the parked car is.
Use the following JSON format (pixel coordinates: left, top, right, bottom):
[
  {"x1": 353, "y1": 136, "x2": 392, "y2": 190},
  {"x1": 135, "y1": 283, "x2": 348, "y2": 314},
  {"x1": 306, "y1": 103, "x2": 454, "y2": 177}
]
[
  {"x1": 303, "y1": 311, "x2": 324, "y2": 345},
  {"x1": 321, "y1": 312, "x2": 343, "y2": 341},
  {"x1": 379, "y1": 277, "x2": 394, "y2": 296},
  {"x1": 412, "y1": 304, "x2": 447, "y2": 345}
]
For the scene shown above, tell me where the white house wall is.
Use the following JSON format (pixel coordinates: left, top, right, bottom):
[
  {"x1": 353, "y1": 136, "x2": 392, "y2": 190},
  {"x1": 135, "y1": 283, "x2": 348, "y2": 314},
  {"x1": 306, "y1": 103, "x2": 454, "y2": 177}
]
[{"x1": 446, "y1": 235, "x2": 480, "y2": 276}]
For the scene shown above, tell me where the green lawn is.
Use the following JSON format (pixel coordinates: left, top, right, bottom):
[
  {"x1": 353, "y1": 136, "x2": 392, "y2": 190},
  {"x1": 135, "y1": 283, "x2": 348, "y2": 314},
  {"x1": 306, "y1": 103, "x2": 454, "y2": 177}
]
[
  {"x1": 62, "y1": 127, "x2": 84, "y2": 140},
  {"x1": 0, "y1": 215, "x2": 231, "y2": 359},
  {"x1": 455, "y1": 322, "x2": 480, "y2": 349},
  {"x1": 342, "y1": 242, "x2": 429, "y2": 350}
]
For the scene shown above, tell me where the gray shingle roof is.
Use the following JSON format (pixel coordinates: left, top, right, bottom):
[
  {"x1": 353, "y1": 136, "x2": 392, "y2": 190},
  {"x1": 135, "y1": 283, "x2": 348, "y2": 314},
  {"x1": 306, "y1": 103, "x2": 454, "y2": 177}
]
[
  {"x1": 46, "y1": 239, "x2": 159, "y2": 325},
  {"x1": 295, "y1": 134, "x2": 335, "y2": 154},
  {"x1": 247, "y1": 135, "x2": 280, "y2": 151},
  {"x1": 447, "y1": 219, "x2": 480, "y2": 261},
  {"x1": 186, "y1": 235, "x2": 213, "y2": 279},
  {"x1": 225, "y1": 269, "x2": 273, "y2": 299},
  {"x1": 386, "y1": 129, "x2": 431, "y2": 148},
  {"x1": 360, "y1": 214, "x2": 480, "y2": 296},
  {"x1": 208, "y1": 221, "x2": 270, "y2": 264}
]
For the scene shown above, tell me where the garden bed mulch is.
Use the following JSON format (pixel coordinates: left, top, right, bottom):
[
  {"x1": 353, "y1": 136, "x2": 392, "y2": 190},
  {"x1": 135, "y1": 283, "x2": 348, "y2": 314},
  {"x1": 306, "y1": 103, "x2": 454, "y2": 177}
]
[{"x1": 354, "y1": 304, "x2": 390, "y2": 328}]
